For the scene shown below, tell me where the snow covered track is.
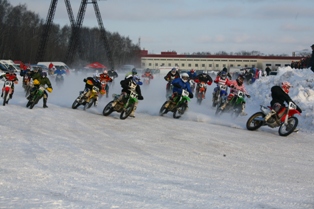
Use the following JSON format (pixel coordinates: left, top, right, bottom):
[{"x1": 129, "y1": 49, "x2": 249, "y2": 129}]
[{"x1": 0, "y1": 68, "x2": 313, "y2": 208}]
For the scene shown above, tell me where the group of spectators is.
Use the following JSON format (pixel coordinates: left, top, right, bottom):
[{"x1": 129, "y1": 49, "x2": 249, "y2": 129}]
[{"x1": 291, "y1": 44, "x2": 314, "y2": 72}]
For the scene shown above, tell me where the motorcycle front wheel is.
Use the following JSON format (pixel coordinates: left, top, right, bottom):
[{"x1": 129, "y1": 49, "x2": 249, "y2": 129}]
[
  {"x1": 173, "y1": 103, "x2": 187, "y2": 119},
  {"x1": 103, "y1": 101, "x2": 114, "y2": 116},
  {"x1": 2, "y1": 91, "x2": 8, "y2": 106},
  {"x1": 120, "y1": 103, "x2": 134, "y2": 120},
  {"x1": 84, "y1": 98, "x2": 95, "y2": 110},
  {"x1": 246, "y1": 112, "x2": 264, "y2": 131},
  {"x1": 278, "y1": 116, "x2": 298, "y2": 136},
  {"x1": 30, "y1": 96, "x2": 42, "y2": 109},
  {"x1": 72, "y1": 98, "x2": 81, "y2": 109},
  {"x1": 159, "y1": 101, "x2": 169, "y2": 116}
]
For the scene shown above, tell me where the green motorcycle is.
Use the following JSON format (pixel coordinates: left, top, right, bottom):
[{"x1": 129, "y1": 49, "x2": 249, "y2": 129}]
[
  {"x1": 26, "y1": 86, "x2": 46, "y2": 109},
  {"x1": 215, "y1": 90, "x2": 246, "y2": 118},
  {"x1": 103, "y1": 90, "x2": 138, "y2": 120},
  {"x1": 159, "y1": 89, "x2": 191, "y2": 119}
]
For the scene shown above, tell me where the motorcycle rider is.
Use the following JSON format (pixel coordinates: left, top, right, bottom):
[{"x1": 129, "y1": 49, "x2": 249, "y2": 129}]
[
  {"x1": 217, "y1": 67, "x2": 232, "y2": 79},
  {"x1": 212, "y1": 71, "x2": 230, "y2": 102},
  {"x1": 164, "y1": 73, "x2": 194, "y2": 108},
  {"x1": 141, "y1": 68, "x2": 154, "y2": 84},
  {"x1": 0, "y1": 69, "x2": 19, "y2": 100},
  {"x1": 264, "y1": 81, "x2": 302, "y2": 121},
  {"x1": 78, "y1": 73, "x2": 104, "y2": 106},
  {"x1": 99, "y1": 70, "x2": 113, "y2": 98},
  {"x1": 220, "y1": 74, "x2": 250, "y2": 115},
  {"x1": 54, "y1": 67, "x2": 66, "y2": 83},
  {"x1": 187, "y1": 69, "x2": 197, "y2": 93},
  {"x1": 111, "y1": 75, "x2": 144, "y2": 117},
  {"x1": 28, "y1": 71, "x2": 53, "y2": 108},
  {"x1": 164, "y1": 68, "x2": 180, "y2": 97},
  {"x1": 108, "y1": 68, "x2": 118, "y2": 79},
  {"x1": 194, "y1": 72, "x2": 213, "y2": 99}
]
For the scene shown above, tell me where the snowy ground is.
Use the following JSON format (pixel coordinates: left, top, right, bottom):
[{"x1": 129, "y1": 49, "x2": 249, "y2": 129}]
[{"x1": 0, "y1": 67, "x2": 313, "y2": 209}]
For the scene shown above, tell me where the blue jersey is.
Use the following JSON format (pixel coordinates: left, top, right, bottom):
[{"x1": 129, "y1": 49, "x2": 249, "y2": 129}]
[{"x1": 171, "y1": 77, "x2": 192, "y2": 95}]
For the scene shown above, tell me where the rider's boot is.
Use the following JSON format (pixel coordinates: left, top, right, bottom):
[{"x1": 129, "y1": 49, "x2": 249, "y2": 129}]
[
  {"x1": 220, "y1": 101, "x2": 228, "y2": 110},
  {"x1": 43, "y1": 98, "x2": 48, "y2": 108},
  {"x1": 240, "y1": 103, "x2": 247, "y2": 116},
  {"x1": 94, "y1": 97, "x2": 98, "y2": 107}
]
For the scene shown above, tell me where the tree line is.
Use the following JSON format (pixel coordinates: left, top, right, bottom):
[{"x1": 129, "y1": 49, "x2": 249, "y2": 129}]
[{"x1": 0, "y1": 0, "x2": 141, "y2": 69}]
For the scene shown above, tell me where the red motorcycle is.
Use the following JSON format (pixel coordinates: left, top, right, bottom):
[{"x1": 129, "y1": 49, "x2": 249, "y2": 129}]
[
  {"x1": 2, "y1": 79, "x2": 16, "y2": 106},
  {"x1": 246, "y1": 101, "x2": 301, "y2": 136},
  {"x1": 195, "y1": 81, "x2": 206, "y2": 105}
]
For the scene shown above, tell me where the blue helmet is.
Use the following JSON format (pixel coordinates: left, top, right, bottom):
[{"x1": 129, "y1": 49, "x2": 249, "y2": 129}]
[
  {"x1": 220, "y1": 71, "x2": 227, "y2": 79},
  {"x1": 41, "y1": 72, "x2": 47, "y2": 77},
  {"x1": 132, "y1": 75, "x2": 142, "y2": 85}
]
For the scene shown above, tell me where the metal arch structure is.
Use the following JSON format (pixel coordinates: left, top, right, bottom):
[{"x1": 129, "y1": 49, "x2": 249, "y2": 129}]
[
  {"x1": 36, "y1": 0, "x2": 115, "y2": 70},
  {"x1": 35, "y1": 0, "x2": 58, "y2": 63}
]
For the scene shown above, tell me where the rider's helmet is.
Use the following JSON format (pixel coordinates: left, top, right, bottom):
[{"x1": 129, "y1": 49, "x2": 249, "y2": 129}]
[
  {"x1": 281, "y1": 81, "x2": 292, "y2": 94},
  {"x1": 236, "y1": 75, "x2": 244, "y2": 86},
  {"x1": 93, "y1": 73, "x2": 100, "y2": 81},
  {"x1": 190, "y1": 69, "x2": 195, "y2": 74},
  {"x1": 181, "y1": 73, "x2": 189, "y2": 83},
  {"x1": 220, "y1": 71, "x2": 227, "y2": 80},
  {"x1": 41, "y1": 71, "x2": 47, "y2": 77},
  {"x1": 131, "y1": 68, "x2": 137, "y2": 75},
  {"x1": 8, "y1": 69, "x2": 15, "y2": 74},
  {"x1": 171, "y1": 67, "x2": 177, "y2": 75},
  {"x1": 132, "y1": 75, "x2": 141, "y2": 85},
  {"x1": 38, "y1": 67, "x2": 43, "y2": 73}
]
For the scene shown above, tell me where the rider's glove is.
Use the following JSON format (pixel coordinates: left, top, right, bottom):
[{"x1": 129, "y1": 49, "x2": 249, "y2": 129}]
[
  {"x1": 138, "y1": 95, "x2": 144, "y2": 100},
  {"x1": 246, "y1": 94, "x2": 251, "y2": 98},
  {"x1": 207, "y1": 81, "x2": 212, "y2": 85},
  {"x1": 189, "y1": 92, "x2": 194, "y2": 99},
  {"x1": 83, "y1": 78, "x2": 87, "y2": 82},
  {"x1": 46, "y1": 87, "x2": 53, "y2": 93}
]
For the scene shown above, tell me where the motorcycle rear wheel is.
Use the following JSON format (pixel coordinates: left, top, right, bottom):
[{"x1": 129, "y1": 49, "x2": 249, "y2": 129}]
[
  {"x1": 278, "y1": 116, "x2": 298, "y2": 136},
  {"x1": 246, "y1": 112, "x2": 264, "y2": 130},
  {"x1": 103, "y1": 101, "x2": 114, "y2": 116},
  {"x1": 120, "y1": 103, "x2": 134, "y2": 120}
]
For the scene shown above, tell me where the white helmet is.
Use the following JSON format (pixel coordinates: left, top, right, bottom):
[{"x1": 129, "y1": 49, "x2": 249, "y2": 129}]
[{"x1": 181, "y1": 73, "x2": 189, "y2": 83}]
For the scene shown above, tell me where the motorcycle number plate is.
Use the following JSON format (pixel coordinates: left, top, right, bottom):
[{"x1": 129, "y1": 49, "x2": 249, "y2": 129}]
[
  {"x1": 4, "y1": 81, "x2": 12, "y2": 86},
  {"x1": 220, "y1": 85, "x2": 227, "y2": 90},
  {"x1": 182, "y1": 89, "x2": 189, "y2": 97},
  {"x1": 130, "y1": 91, "x2": 137, "y2": 98}
]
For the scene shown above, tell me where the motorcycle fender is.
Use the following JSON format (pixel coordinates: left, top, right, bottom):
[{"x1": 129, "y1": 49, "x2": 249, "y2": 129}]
[{"x1": 4, "y1": 86, "x2": 10, "y2": 92}]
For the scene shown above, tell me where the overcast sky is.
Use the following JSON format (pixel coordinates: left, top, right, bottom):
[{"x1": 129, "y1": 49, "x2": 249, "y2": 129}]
[{"x1": 9, "y1": 0, "x2": 314, "y2": 55}]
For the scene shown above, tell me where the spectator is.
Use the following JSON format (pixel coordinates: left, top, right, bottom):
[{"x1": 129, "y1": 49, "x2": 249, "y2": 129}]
[
  {"x1": 309, "y1": 44, "x2": 314, "y2": 73},
  {"x1": 265, "y1": 66, "x2": 271, "y2": 76}
]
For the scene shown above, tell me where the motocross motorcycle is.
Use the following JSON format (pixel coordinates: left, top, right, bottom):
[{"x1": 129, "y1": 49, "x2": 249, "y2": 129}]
[
  {"x1": 26, "y1": 85, "x2": 46, "y2": 109},
  {"x1": 142, "y1": 73, "x2": 152, "y2": 85},
  {"x1": 195, "y1": 82, "x2": 206, "y2": 105},
  {"x1": 215, "y1": 90, "x2": 246, "y2": 117},
  {"x1": 102, "y1": 90, "x2": 138, "y2": 120},
  {"x1": 246, "y1": 101, "x2": 301, "y2": 136},
  {"x1": 212, "y1": 84, "x2": 228, "y2": 107},
  {"x1": 72, "y1": 85, "x2": 100, "y2": 110},
  {"x1": 159, "y1": 89, "x2": 191, "y2": 119},
  {"x1": 55, "y1": 74, "x2": 64, "y2": 87},
  {"x1": 2, "y1": 79, "x2": 15, "y2": 106}
]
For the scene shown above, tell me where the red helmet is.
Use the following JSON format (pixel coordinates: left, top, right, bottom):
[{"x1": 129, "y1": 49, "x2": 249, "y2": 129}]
[{"x1": 281, "y1": 81, "x2": 291, "y2": 94}]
